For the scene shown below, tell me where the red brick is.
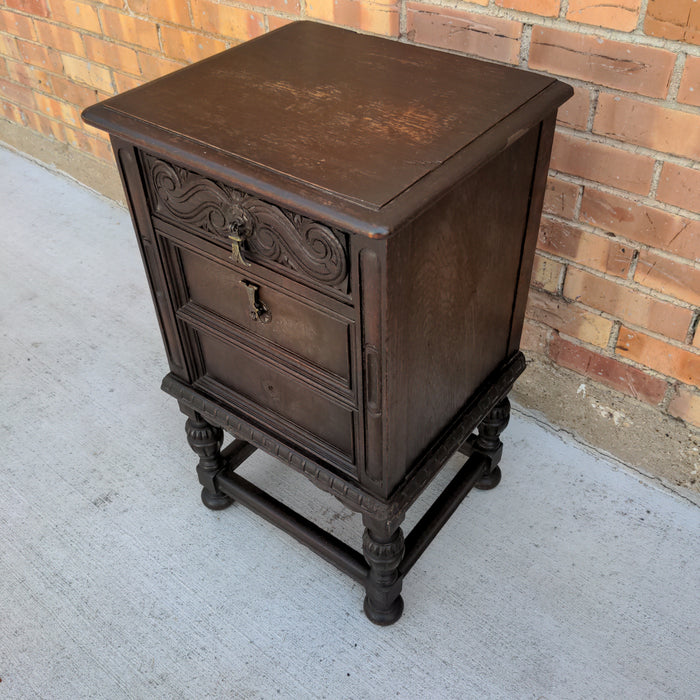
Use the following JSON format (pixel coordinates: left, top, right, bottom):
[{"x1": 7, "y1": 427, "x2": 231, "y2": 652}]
[
  {"x1": 113, "y1": 71, "x2": 143, "y2": 93},
  {"x1": 49, "y1": 0, "x2": 101, "y2": 33},
  {"x1": 539, "y1": 218, "x2": 635, "y2": 278},
  {"x1": 307, "y1": 0, "x2": 400, "y2": 37},
  {"x1": 63, "y1": 122, "x2": 90, "y2": 150},
  {"x1": 84, "y1": 36, "x2": 141, "y2": 75},
  {"x1": 94, "y1": 138, "x2": 114, "y2": 161},
  {"x1": 34, "y1": 93, "x2": 82, "y2": 126},
  {"x1": 81, "y1": 119, "x2": 110, "y2": 141},
  {"x1": 267, "y1": 16, "x2": 295, "y2": 32},
  {"x1": 656, "y1": 163, "x2": 700, "y2": 215},
  {"x1": 645, "y1": 0, "x2": 700, "y2": 45},
  {"x1": 6, "y1": 0, "x2": 49, "y2": 18},
  {"x1": 2, "y1": 101, "x2": 25, "y2": 123},
  {"x1": 556, "y1": 86, "x2": 590, "y2": 130},
  {"x1": 634, "y1": 251, "x2": 700, "y2": 306},
  {"x1": 5, "y1": 59, "x2": 51, "y2": 91},
  {"x1": 137, "y1": 52, "x2": 185, "y2": 81},
  {"x1": 529, "y1": 27, "x2": 675, "y2": 99},
  {"x1": 496, "y1": 0, "x2": 560, "y2": 17},
  {"x1": 48, "y1": 74, "x2": 106, "y2": 107},
  {"x1": 89, "y1": 134, "x2": 114, "y2": 161},
  {"x1": 22, "y1": 108, "x2": 66, "y2": 140},
  {"x1": 550, "y1": 334, "x2": 667, "y2": 404},
  {"x1": 16, "y1": 39, "x2": 63, "y2": 73},
  {"x1": 406, "y1": 4, "x2": 522, "y2": 65},
  {"x1": 594, "y1": 93, "x2": 700, "y2": 161},
  {"x1": 0, "y1": 76, "x2": 36, "y2": 109},
  {"x1": 249, "y1": 0, "x2": 301, "y2": 13},
  {"x1": 191, "y1": 0, "x2": 265, "y2": 42},
  {"x1": 0, "y1": 10, "x2": 37, "y2": 39},
  {"x1": 668, "y1": 386, "x2": 700, "y2": 427},
  {"x1": 130, "y1": 0, "x2": 192, "y2": 27},
  {"x1": 530, "y1": 254, "x2": 564, "y2": 293},
  {"x1": 580, "y1": 188, "x2": 700, "y2": 262},
  {"x1": 64, "y1": 124, "x2": 113, "y2": 160},
  {"x1": 543, "y1": 177, "x2": 579, "y2": 219},
  {"x1": 99, "y1": 9, "x2": 161, "y2": 52},
  {"x1": 160, "y1": 26, "x2": 227, "y2": 63},
  {"x1": 566, "y1": 0, "x2": 641, "y2": 32},
  {"x1": 521, "y1": 319, "x2": 551, "y2": 354},
  {"x1": 0, "y1": 34, "x2": 22, "y2": 62},
  {"x1": 34, "y1": 20, "x2": 86, "y2": 57},
  {"x1": 564, "y1": 267, "x2": 694, "y2": 341},
  {"x1": 677, "y1": 55, "x2": 700, "y2": 108},
  {"x1": 525, "y1": 289, "x2": 613, "y2": 347},
  {"x1": 62, "y1": 54, "x2": 114, "y2": 93},
  {"x1": 616, "y1": 327, "x2": 700, "y2": 385},
  {"x1": 550, "y1": 131, "x2": 655, "y2": 195}
]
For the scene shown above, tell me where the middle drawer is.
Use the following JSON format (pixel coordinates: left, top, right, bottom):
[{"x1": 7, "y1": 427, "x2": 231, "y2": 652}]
[{"x1": 165, "y1": 234, "x2": 355, "y2": 399}]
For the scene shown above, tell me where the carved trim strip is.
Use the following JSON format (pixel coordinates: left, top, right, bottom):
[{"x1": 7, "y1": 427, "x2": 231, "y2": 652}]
[
  {"x1": 117, "y1": 146, "x2": 188, "y2": 378},
  {"x1": 161, "y1": 352, "x2": 525, "y2": 523},
  {"x1": 161, "y1": 372, "x2": 379, "y2": 515},
  {"x1": 142, "y1": 153, "x2": 348, "y2": 290}
]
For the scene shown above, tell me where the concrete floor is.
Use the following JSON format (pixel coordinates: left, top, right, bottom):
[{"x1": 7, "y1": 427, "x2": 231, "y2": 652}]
[{"x1": 1, "y1": 145, "x2": 699, "y2": 699}]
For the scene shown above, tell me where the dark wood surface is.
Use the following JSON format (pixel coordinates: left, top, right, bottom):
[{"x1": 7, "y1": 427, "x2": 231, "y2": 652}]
[
  {"x1": 83, "y1": 22, "x2": 571, "y2": 236},
  {"x1": 83, "y1": 22, "x2": 553, "y2": 210},
  {"x1": 83, "y1": 22, "x2": 571, "y2": 624},
  {"x1": 381, "y1": 125, "x2": 540, "y2": 493}
]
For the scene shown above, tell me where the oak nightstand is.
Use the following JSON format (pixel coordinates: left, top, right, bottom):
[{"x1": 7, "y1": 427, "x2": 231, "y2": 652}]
[{"x1": 83, "y1": 21, "x2": 571, "y2": 624}]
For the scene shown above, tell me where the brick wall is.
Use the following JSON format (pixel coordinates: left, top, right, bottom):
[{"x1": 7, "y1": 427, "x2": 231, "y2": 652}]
[{"x1": 1, "y1": 0, "x2": 699, "y2": 432}]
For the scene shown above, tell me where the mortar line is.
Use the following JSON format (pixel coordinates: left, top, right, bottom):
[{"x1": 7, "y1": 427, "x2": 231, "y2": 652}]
[{"x1": 406, "y1": 0, "x2": 700, "y2": 55}]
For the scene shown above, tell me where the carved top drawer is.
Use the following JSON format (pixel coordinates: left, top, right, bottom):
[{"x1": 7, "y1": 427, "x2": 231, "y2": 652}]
[{"x1": 141, "y1": 152, "x2": 350, "y2": 300}]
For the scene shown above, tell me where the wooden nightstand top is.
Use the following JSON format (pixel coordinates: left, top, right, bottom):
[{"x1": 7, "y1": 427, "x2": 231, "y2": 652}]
[{"x1": 84, "y1": 21, "x2": 570, "y2": 234}]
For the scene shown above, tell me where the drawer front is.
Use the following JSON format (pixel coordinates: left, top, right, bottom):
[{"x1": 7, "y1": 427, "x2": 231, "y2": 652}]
[
  {"x1": 141, "y1": 152, "x2": 350, "y2": 299},
  {"x1": 193, "y1": 329, "x2": 356, "y2": 472},
  {"x1": 176, "y1": 244, "x2": 353, "y2": 391}
]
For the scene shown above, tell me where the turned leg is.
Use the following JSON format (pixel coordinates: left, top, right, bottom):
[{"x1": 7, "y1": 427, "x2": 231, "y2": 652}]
[
  {"x1": 472, "y1": 397, "x2": 510, "y2": 490},
  {"x1": 362, "y1": 516, "x2": 405, "y2": 625},
  {"x1": 185, "y1": 413, "x2": 234, "y2": 510}
]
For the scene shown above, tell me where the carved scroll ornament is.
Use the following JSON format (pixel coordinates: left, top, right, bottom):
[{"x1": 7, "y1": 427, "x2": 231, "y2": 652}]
[{"x1": 143, "y1": 154, "x2": 348, "y2": 289}]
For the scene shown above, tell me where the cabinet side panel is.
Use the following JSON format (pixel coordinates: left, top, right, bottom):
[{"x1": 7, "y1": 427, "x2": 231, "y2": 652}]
[
  {"x1": 385, "y1": 127, "x2": 540, "y2": 492},
  {"x1": 508, "y1": 114, "x2": 556, "y2": 353},
  {"x1": 110, "y1": 136, "x2": 189, "y2": 380}
]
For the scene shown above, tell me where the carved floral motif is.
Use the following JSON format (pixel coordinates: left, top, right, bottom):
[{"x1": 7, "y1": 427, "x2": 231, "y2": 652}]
[{"x1": 142, "y1": 154, "x2": 348, "y2": 289}]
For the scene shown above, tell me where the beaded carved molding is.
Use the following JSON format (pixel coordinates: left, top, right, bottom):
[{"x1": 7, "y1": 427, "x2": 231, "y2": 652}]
[
  {"x1": 161, "y1": 352, "x2": 525, "y2": 525},
  {"x1": 141, "y1": 153, "x2": 349, "y2": 291}
]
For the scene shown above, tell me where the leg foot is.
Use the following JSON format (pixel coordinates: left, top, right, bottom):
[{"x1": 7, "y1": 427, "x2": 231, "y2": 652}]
[
  {"x1": 474, "y1": 465, "x2": 502, "y2": 490},
  {"x1": 186, "y1": 414, "x2": 234, "y2": 510},
  {"x1": 473, "y1": 397, "x2": 510, "y2": 490},
  {"x1": 362, "y1": 518, "x2": 405, "y2": 625},
  {"x1": 200, "y1": 487, "x2": 234, "y2": 510}
]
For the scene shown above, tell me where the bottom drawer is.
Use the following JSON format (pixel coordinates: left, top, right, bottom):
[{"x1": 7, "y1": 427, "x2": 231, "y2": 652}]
[{"x1": 192, "y1": 328, "x2": 357, "y2": 474}]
